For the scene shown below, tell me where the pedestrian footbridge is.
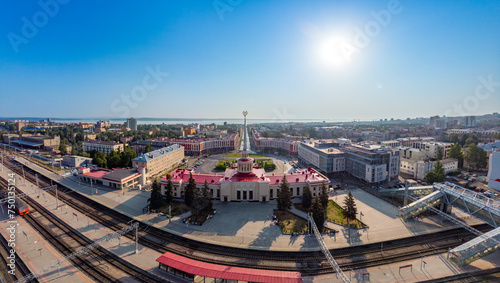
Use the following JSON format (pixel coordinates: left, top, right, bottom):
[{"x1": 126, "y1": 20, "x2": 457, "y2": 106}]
[
  {"x1": 397, "y1": 182, "x2": 500, "y2": 265},
  {"x1": 379, "y1": 185, "x2": 434, "y2": 198}
]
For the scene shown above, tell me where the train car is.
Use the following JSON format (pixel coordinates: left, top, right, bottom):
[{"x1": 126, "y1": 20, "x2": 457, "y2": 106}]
[
  {"x1": 14, "y1": 198, "x2": 30, "y2": 215},
  {"x1": 0, "y1": 190, "x2": 30, "y2": 215}
]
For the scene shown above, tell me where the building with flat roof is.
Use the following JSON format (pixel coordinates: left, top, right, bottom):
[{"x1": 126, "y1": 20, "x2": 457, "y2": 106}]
[
  {"x1": 401, "y1": 158, "x2": 458, "y2": 180},
  {"x1": 3, "y1": 133, "x2": 60, "y2": 151},
  {"x1": 132, "y1": 144, "x2": 184, "y2": 182},
  {"x1": 341, "y1": 143, "x2": 400, "y2": 183},
  {"x1": 252, "y1": 130, "x2": 300, "y2": 155},
  {"x1": 298, "y1": 141, "x2": 345, "y2": 174},
  {"x1": 82, "y1": 140, "x2": 124, "y2": 155},
  {"x1": 298, "y1": 140, "x2": 400, "y2": 184},
  {"x1": 78, "y1": 167, "x2": 141, "y2": 190},
  {"x1": 153, "y1": 134, "x2": 240, "y2": 156},
  {"x1": 126, "y1": 117, "x2": 137, "y2": 131},
  {"x1": 62, "y1": 155, "x2": 93, "y2": 168}
]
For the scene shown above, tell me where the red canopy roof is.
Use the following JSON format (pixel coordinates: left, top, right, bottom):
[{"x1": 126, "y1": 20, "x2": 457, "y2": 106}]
[{"x1": 156, "y1": 252, "x2": 302, "y2": 283}]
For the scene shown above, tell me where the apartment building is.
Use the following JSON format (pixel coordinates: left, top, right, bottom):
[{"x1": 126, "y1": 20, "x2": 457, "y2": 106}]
[
  {"x1": 252, "y1": 131, "x2": 300, "y2": 155},
  {"x1": 132, "y1": 144, "x2": 185, "y2": 180},
  {"x1": 298, "y1": 140, "x2": 400, "y2": 184},
  {"x1": 82, "y1": 140, "x2": 124, "y2": 155},
  {"x1": 298, "y1": 141, "x2": 345, "y2": 173}
]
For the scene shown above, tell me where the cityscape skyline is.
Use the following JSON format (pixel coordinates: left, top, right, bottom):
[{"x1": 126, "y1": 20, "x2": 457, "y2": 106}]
[{"x1": 1, "y1": 1, "x2": 499, "y2": 120}]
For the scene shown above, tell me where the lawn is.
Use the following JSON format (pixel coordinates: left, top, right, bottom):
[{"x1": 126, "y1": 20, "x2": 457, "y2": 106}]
[
  {"x1": 224, "y1": 153, "x2": 268, "y2": 157},
  {"x1": 325, "y1": 200, "x2": 366, "y2": 228},
  {"x1": 274, "y1": 209, "x2": 308, "y2": 234},
  {"x1": 214, "y1": 159, "x2": 236, "y2": 171},
  {"x1": 294, "y1": 201, "x2": 367, "y2": 229},
  {"x1": 157, "y1": 200, "x2": 189, "y2": 217}
]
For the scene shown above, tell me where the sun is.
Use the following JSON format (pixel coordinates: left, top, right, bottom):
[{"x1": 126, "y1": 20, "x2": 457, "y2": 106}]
[{"x1": 316, "y1": 36, "x2": 348, "y2": 68}]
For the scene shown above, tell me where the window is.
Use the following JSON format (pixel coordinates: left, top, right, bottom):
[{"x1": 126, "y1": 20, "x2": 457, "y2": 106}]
[
  {"x1": 270, "y1": 189, "x2": 273, "y2": 198},
  {"x1": 237, "y1": 190, "x2": 241, "y2": 200}
]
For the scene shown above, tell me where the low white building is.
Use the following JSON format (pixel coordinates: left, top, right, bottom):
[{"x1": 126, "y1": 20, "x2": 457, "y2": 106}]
[
  {"x1": 82, "y1": 140, "x2": 124, "y2": 155},
  {"x1": 402, "y1": 158, "x2": 459, "y2": 180}
]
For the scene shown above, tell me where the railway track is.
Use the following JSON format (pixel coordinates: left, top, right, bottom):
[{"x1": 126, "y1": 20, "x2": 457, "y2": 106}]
[
  {"x1": 0, "y1": 176, "x2": 168, "y2": 282},
  {"x1": 2, "y1": 154, "x2": 497, "y2": 277},
  {"x1": 0, "y1": 230, "x2": 36, "y2": 283}
]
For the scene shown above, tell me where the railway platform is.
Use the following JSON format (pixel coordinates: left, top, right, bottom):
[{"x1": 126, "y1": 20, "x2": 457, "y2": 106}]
[
  {"x1": 0, "y1": 162, "x2": 185, "y2": 283},
  {"x1": 0, "y1": 170, "x2": 92, "y2": 283}
]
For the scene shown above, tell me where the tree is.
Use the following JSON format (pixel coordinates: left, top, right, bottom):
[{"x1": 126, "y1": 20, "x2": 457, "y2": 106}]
[
  {"x1": 424, "y1": 159, "x2": 446, "y2": 184},
  {"x1": 149, "y1": 178, "x2": 162, "y2": 210},
  {"x1": 424, "y1": 171, "x2": 437, "y2": 184},
  {"x1": 449, "y1": 143, "x2": 464, "y2": 168},
  {"x1": 145, "y1": 143, "x2": 151, "y2": 153},
  {"x1": 319, "y1": 181, "x2": 329, "y2": 209},
  {"x1": 92, "y1": 151, "x2": 107, "y2": 168},
  {"x1": 465, "y1": 144, "x2": 488, "y2": 170},
  {"x1": 164, "y1": 175, "x2": 173, "y2": 204},
  {"x1": 119, "y1": 147, "x2": 137, "y2": 167},
  {"x1": 277, "y1": 175, "x2": 292, "y2": 211},
  {"x1": 311, "y1": 197, "x2": 325, "y2": 233},
  {"x1": 449, "y1": 133, "x2": 459, "y2": 144},
  {"x1": 465, "y1": 134, "x2": 479, "y2": 147},
  {"x1": 184, "y1": 173, "x2": 197, "y2": 207},
  {"x1": 459, "y1": 134, "x2": 469, "y2": 146},
  {"x1": 59, "y1": 140, "x2": 67, "y2": 154},
  {"x1": 191, "y1": 181, "x2": 213, "y2": 216},
  {"x1": 302, "y1": 183, "x2": 313, "y2": 210},
  {"x1": 436, "y1": 147, "x2": 443, "y2": 160},
  {"x1": 433, "y1": 159, "x2": 446, "y2": 181},
  {"x1": 342, "y1": 191, "x2": 357, "y2": 221}
]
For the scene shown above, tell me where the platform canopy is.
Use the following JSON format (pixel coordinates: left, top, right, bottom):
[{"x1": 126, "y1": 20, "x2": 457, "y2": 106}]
[
  {"x1": 11, "y1": 140, "x2": 43, "y2": 147},
  {"x1": 156, "y1": 252, "x2": 302, "y2": 283}
]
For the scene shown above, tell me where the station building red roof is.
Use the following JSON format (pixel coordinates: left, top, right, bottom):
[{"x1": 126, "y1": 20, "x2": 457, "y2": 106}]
[
  {"x1": 156, "y1": 252, "x2": 302, "y2": 283},
  {"x1": 161, "y1": 167, "x2": 328, "y2": 186}
]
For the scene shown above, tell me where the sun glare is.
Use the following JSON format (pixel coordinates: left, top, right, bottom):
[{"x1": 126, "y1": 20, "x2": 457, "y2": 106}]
[{"x1": 317, "y1": 36, "x2": 348, "y2": 68}]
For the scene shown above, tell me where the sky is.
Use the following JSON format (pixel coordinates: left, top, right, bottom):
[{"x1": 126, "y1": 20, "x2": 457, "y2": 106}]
[{"x1": 1, "y1": 0, "x2": 499, "y2": 122}]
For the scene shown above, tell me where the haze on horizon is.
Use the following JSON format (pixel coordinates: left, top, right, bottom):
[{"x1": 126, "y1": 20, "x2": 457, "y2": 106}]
[{"x1": 1, "y1": 1, "x2": 499, "y2": 121}]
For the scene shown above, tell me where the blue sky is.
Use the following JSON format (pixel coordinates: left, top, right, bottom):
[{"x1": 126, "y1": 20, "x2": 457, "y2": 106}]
[{"x1": 1, "y1": 0, "x2": 499, "y2": 121}]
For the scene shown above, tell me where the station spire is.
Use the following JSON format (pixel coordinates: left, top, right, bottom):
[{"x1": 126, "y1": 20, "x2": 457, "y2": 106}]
[{"x1": 242, "y1": 111, "x2": 248, "y2": 158}]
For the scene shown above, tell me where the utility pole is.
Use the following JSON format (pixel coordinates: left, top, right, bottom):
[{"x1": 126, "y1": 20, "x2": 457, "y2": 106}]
[
  {"x1": 135, "y1": 223, "x2": 139, "y2": 254},
  {"x1": 169, "y1": 205, "x2": 171, "y2": 224},
  {"x1": 22, "y1": 166, "x2": 26, "y2": 185},
  {"x1": 54, "y1": 180, "x2": 58, "y2": 208}
]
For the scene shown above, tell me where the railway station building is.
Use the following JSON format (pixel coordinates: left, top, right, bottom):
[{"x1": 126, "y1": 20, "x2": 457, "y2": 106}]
[
  {"x1": 160, "y1": 146, "x2": 328, "y2": 202},
  {"x1": 78, "y1": 167, "x2": 142, "y2": 190}
]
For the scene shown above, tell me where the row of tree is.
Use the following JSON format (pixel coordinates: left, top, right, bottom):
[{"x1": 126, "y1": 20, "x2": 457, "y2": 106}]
[
  {"x1": 91, "y1": 147, "x2": 138, "y2": 169},
  {"x1": 446, "y1": 142, "x2": 487, "y2": 171},
  {"x1": 164, "y1": 173, "x2": 213, "y2": 216}
]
